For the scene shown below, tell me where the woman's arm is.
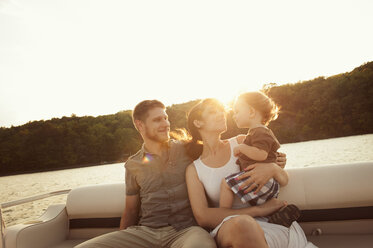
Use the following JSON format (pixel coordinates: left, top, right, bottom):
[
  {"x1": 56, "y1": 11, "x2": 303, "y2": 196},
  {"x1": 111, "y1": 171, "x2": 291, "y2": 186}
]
[
  {"x1": 185, "y1": 163, "x2": 284, "y2": 229},
  {"x1": 186, "y1": 163, "x2": 260, "y2": 228},
  {"x1": 236, "y1": 162, "x2": 289, "y2": 194}
]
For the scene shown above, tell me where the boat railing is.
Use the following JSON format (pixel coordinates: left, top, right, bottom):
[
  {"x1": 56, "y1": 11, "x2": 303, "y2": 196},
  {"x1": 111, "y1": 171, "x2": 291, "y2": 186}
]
[{"x1": 0, "y1": 189, "x2": 71, "y2": 248}]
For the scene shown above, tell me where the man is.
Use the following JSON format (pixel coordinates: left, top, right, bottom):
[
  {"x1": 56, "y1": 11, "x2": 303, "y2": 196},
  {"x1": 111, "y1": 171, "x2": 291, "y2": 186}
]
[{"x1": 76, "y1": 100, "x2": 216, "y2": 248}]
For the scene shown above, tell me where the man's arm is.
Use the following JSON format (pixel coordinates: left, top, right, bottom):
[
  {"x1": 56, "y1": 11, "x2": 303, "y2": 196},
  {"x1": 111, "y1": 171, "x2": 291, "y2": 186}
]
[
  {"x1": 119, "y1": 194, "x2": 140, "y2": 230},
  {"x1": 276, "y1": 152, "x2": 287, "y2": 168}
]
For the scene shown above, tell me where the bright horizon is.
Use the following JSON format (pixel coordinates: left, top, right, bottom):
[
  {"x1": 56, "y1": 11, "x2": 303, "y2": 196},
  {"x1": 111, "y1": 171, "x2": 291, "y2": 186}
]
[{"x1": 1, "y1": 0, "x2": 372, "y2": 128}]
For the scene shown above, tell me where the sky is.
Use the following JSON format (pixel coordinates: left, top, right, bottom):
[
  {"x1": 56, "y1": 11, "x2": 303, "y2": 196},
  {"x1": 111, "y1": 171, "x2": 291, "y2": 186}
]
[{"x1": 1, "y1": 0, "x2": 372, "y2": 128}]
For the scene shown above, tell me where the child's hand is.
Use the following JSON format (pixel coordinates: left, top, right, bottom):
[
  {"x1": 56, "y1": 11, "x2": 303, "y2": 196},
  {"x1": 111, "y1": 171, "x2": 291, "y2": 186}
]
[{"x1": 233, "y1": 146, "x2": 241, "y2": 156}]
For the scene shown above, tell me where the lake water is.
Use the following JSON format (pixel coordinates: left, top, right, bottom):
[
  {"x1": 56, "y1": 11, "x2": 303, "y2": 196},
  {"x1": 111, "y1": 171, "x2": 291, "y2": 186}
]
[{"x1": 1, "y1": 134, "x2": 373, "y2": 227}]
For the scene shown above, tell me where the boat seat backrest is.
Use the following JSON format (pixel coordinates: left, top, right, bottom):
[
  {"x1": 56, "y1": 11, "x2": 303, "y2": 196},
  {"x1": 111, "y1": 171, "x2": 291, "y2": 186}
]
[
  {"x1": 64, "y1": 162, "x2": 373, "y2": 218},
  {"x1": 279, "y1": 162, "x2": 373, "y2": 209},
  {"x1": 66, "y1": 183, "x2": 126, "y2": 219}
]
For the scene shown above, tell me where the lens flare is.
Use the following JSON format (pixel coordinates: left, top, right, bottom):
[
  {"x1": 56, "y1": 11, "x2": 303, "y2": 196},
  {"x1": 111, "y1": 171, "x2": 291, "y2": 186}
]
[{"x1": 142, "y1": 153, "x2": 153, "y2": 163}]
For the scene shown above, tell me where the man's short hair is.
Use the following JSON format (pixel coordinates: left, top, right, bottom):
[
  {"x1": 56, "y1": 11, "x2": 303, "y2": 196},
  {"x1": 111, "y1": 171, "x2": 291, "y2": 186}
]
[{"x1": 132, "y1": 100, "x2": 165, "y2": 124}]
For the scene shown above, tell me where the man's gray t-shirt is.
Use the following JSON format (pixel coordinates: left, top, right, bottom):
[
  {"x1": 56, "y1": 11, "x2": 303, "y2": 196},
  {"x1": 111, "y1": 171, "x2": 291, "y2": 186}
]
[{"x1": 125, "y1": 140, "x2": 196, "y2": 230}]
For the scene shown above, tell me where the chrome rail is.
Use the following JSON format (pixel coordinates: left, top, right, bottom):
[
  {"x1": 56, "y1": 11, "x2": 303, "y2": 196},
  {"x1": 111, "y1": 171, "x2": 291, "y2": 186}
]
[{"x1": 0, "y1": 189, "x2": 71, "y2": 209}]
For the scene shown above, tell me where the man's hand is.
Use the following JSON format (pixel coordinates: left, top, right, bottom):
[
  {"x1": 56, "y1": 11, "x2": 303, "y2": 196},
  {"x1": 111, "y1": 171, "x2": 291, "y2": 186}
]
[
  {"x1": 120, "y1": 194, "x2": 140, "y2": 230},
  {"x1": 276, "y1": 152, "x2": 287, "y2": 169},
  {"x1": 233, "y1": 146, "x2": 241, "y2": 157}
]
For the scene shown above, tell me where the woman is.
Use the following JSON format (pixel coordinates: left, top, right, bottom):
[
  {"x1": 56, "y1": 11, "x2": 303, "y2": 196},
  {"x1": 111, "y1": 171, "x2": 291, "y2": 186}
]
[{"x1": 185, "y1": 99, "x2": 315, "y2": 248}]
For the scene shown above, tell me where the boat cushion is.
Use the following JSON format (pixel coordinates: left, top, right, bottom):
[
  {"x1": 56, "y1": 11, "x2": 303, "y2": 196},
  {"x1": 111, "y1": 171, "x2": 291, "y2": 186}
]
[{"x1": 52, "y1": 239, "x2": 86, "y2": 248}]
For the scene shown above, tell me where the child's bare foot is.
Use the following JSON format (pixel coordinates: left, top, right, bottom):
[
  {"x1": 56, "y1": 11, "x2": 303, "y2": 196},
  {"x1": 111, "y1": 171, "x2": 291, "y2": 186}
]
[{"x1": 256, "y1": 198, "x2": 287, "y2": 217}]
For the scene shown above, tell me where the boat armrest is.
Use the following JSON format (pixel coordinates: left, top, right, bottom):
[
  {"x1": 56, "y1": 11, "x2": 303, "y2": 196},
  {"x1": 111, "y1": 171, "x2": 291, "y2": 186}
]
[
  {"x1": 64, "y1": 183, "x2": 126, "y2": 239},
  {"x1": 279, "y1": 162, "x2": 373, "y2": 209},
  {"x1": 4, "y1": 204, "x2": 68, "y2": 248},
  {"x1": 66, "y1": 183, "x2": 126, "y2": 219}
]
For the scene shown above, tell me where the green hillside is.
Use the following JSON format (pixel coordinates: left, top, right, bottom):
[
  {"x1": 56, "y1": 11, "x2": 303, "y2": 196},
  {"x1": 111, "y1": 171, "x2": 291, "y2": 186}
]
[{"x1": 1, "y1": 62, "x2": 372, "y2": 175}]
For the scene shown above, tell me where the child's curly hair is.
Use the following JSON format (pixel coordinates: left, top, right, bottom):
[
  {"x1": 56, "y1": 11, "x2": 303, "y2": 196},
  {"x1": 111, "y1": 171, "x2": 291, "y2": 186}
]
[{"x1": 237, "y1": 91, "x2": 280, "y2": 125}]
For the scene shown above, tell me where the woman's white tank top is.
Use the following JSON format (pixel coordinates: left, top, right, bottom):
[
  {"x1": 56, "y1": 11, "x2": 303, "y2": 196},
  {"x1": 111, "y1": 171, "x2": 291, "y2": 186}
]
[{"x1": 193, "y1": 137, "x2": 244, "y2": 208}]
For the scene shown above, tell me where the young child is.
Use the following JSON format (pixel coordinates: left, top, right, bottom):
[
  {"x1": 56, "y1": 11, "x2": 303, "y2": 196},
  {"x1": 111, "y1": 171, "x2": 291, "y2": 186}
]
[{"x1": 220, "y1": 91, "x2": 300, "y2": 227}]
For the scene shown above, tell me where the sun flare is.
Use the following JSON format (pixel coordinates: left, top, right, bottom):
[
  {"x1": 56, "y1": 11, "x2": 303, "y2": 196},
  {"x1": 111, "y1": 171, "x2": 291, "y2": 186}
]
[{"x1": 213, "y1": 86, "x2": 261, "y2": 108}]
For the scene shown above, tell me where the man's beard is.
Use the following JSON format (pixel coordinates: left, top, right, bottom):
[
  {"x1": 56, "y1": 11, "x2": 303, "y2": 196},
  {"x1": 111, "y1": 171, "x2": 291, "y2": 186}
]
[{"x1": 144, "y1": 128, "x2": 169, "y2": 144}]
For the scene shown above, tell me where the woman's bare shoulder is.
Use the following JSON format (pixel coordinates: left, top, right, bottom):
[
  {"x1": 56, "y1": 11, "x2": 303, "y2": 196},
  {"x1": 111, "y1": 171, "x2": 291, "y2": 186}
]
[{"x1": 235, "y1": 134, "x2": 246, "y2": 144}]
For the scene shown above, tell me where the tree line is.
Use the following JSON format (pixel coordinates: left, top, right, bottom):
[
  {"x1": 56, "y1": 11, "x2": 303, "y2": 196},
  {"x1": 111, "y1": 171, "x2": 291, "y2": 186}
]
[{"x1": 1, "y1": 62, "x2": 372, "y2": 176}]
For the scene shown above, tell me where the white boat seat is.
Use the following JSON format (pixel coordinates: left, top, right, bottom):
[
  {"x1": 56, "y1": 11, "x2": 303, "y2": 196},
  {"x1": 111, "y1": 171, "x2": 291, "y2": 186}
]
[
  {"x1": 51, "y1": 240, "x2": 86, "y2": 248},
  {"x1": 279, "y1": 162, "x2": 373, "y2": 210},
  {"x1": 3, "y1": 162, "x2": 373, "y2": 248}
]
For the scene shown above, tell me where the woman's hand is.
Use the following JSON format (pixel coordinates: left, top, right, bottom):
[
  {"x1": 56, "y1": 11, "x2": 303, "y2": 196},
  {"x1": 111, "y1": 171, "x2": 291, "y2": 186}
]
[
  {"x1": 236, "y1": 162, "x2": 287, "y2": 194},
  {"x1": 276, "y1": 152, "x2": 287, "y2": 169}
]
